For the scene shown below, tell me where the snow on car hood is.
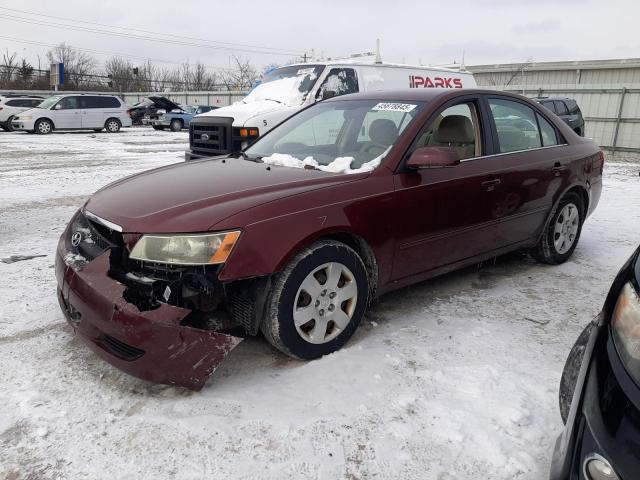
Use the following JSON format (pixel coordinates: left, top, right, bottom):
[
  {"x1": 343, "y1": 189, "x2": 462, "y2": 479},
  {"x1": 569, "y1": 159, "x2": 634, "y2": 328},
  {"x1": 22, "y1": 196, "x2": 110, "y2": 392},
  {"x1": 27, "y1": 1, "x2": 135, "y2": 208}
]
[
  {"x1": 196, "y1": 100, "x2": 299, "y2": 126},
  {"x1": 261, "y1": 148, "x2": 390, "y2": 175}
]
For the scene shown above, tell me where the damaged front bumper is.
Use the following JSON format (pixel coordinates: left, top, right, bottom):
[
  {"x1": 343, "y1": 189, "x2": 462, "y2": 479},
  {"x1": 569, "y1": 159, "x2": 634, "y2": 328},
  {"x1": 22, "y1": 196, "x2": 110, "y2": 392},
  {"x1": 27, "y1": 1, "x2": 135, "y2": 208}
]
[{"x1": 55, "y1": 213, "x2": 243, "y2": 390}]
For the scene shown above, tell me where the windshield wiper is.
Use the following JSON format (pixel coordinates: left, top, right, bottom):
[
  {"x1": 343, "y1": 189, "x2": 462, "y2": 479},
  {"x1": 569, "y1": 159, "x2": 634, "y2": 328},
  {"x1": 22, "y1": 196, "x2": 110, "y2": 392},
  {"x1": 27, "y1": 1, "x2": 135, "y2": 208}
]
[
  {"x1": 237, "y1": 151, "x2": 263, "y2": 163},
  {"x1": 264, "y1": 98, "x2": 283, "y2": 104}
]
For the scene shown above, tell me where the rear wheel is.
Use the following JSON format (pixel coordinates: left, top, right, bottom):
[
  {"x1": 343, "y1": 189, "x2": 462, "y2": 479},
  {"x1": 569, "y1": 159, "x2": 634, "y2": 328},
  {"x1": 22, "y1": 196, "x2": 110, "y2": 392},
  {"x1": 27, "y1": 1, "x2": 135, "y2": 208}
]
[
  {"x1": 105, "y1": 118, "x2": 121, "y2": 133},
  {"x1": 261, "y1": 240, "x2": 369, "y2": 359},
  {"x1": 170, "y1": 119, "x2": 183, "y2": 132},
  {"x1": 35, "y1": 119, "x2": 53, "y2": 135},
  {"x1": 532, "y1": 192, "x2": 584, "y2": 264}
]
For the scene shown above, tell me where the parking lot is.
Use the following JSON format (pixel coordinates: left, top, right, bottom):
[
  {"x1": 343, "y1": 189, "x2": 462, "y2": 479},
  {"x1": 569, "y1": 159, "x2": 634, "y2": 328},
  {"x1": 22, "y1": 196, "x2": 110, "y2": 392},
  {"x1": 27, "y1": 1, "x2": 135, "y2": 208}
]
[{"x1": 0, "y1": 127, "x2": 639, "y2": 479}]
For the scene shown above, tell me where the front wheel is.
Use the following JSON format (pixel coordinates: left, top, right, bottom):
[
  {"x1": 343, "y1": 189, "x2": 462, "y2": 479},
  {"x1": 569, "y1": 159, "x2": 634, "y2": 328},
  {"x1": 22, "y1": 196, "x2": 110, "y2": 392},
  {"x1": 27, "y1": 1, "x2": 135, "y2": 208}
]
[
  {"x1": 5, "y1": 116, "x2": 15, "y2": 132},
  {"x1": 261, "y1": 240, "x2": 369, "y2": 359},
  {"x1": 105, "y1": 118, "x2": 121, "y2": 133},
  {"x1": 532, "y1": 192, "x2": 584, "y2": 264},
  {"x1": 35, "y1": 119, "x2": 53, "y2": 135},
  {"x1": 559, "y1": 323, "x2": 594, "y2": 423},
  {"x1": 170, "y1": 119, "x2": 183, "y2": 132}
]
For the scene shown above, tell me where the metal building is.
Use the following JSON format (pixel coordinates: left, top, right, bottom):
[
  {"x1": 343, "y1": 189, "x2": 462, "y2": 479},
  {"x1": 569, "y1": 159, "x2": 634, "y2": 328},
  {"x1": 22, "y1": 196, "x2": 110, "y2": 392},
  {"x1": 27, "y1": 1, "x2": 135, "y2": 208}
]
[{"x1": 468, "y1": 58, "x2": 640, "y2": 154}]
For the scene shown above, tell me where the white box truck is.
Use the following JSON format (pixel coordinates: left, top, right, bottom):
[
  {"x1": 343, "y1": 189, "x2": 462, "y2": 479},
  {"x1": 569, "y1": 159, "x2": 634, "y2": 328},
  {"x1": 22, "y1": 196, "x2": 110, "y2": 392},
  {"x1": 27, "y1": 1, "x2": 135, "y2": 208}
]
[{"x1": 185, "y1": 61, "x2": 476, "y2": 160}]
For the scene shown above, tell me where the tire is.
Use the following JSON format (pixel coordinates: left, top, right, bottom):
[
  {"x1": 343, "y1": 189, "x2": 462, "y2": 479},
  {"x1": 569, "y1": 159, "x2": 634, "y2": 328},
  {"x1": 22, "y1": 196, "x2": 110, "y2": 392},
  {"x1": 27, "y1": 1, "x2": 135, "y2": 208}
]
[
  {"x1": 559, "y1": 323, "x2": 594, "y2": 424},
  {"x1": 5, "y1": 116, "x2": 15, "y2": 132},
  {"x1": 532, "y1": 192, "x2": 584, "y2": 264},
  {"x1": 261, "y1": 240, "x2": 369, "y2": 359},
  {"x1": 34, "y1": 119, "x2": 53, "y2": 135},
  {"x1": 105, "y1": 118, "x2": 121, "y2": 133},
  {"x1": 152, "y1": 126, "x2": 165, "y2": 131},
  {"x1": 170, "y1": 119, "x2": 183, "y2": 132}
]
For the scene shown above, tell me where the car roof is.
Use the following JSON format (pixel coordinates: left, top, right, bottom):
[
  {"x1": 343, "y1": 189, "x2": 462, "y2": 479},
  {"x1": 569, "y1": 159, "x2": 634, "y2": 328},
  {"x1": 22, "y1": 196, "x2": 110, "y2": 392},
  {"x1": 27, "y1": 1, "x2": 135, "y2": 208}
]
[{"x1": 325, "y1": 88, "x2": 529, "y2": 103}]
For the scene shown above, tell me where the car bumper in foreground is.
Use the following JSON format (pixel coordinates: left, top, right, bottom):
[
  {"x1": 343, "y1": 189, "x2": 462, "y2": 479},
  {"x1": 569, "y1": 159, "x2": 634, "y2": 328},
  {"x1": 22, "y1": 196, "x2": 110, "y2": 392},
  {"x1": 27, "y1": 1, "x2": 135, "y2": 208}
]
[
  {"x1": 55, "y1": 251, "x2": 242, "y2": 389},
  {"x1": 550, "y1": 319, "x2": 640, "y2": 479}
]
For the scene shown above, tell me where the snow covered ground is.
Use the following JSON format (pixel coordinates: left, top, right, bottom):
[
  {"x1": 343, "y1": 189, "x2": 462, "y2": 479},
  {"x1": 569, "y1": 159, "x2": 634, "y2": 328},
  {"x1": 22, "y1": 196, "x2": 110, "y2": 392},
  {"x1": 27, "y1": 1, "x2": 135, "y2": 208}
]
[{"x1": 0, "y1": 128, "x2": 639, "y2": 480}]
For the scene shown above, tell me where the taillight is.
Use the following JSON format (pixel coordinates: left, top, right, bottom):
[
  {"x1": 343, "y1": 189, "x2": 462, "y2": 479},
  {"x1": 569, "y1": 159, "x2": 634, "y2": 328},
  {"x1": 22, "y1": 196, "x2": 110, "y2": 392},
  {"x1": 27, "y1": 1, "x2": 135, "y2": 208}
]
[{"x1": 594, "y1": 150, "x2": 605, "y2": 174}]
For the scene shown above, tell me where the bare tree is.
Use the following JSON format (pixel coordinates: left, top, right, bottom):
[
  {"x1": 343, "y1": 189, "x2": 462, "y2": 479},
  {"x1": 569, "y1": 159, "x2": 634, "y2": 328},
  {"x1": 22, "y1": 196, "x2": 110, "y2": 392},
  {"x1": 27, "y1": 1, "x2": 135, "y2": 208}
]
[
  {"x1": 0, "y1": 50, "x2": 19, "y2": 85},
  {"x1": 104, "y1": 56, "x2": 136, "y2": 92},
  {"x1": 47, "y1": 43, "x2": 98, "y2": 89},
  {"x1": 220, "y1": 55, "x2": 258, "y2": 91}
]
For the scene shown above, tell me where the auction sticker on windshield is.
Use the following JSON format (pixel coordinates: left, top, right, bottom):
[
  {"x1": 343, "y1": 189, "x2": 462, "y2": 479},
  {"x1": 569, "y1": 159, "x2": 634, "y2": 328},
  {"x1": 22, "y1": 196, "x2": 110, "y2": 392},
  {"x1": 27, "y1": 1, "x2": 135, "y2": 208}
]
[{"x1": 372, "y1": 103, "x2": 417, "y2": 112}]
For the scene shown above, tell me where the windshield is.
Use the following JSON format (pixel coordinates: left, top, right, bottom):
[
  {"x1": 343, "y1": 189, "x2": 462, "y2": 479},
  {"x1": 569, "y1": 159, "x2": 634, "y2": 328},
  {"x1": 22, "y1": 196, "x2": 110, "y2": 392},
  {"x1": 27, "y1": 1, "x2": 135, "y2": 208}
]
[
  {"x1": 242, "y1": 64, "x2": 325, "y2": 107},
  {"x1": 37, "y1": 96, "x2": 62, "y2": 109},
  {"x1": 244, "y1": 99, "x2": 425, "y2": 174},
  {"x1": 182, "y1": 106, "x2": 196, "y2": 114}
]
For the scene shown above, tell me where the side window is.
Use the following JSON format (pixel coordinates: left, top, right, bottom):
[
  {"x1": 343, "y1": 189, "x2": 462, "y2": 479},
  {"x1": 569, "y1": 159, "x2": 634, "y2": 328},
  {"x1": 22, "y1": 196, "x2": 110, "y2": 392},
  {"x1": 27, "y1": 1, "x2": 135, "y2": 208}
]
[
  {"x1": 274, "y1": 109, "x2": 345, "y2": 148},
  {"x1": 489, "y1": 98, "x2": 542, "y2": 153},
  {"x1": 58, "y1": 97, "x2": 80, "y2": 110},
  {"x1": 554, "y1": 101, "x2": 569, "y2": 116},
  {"x1": 29, "y1": 99, "x2": 42, "y2": 107},
  {"x1": 316, "y1": 68, "x2": 359, "y2": 100},
  {"x1": 536, "y1": 113, "x2": 559, "y2": 147},
  {"x1": 416, "y1": 102, "x2": 480, "y2": 160},
  {"x1": 541, "y1": 101, "x2": 556, "y2": 114},
  {"x1": 81, "y1": 97, "x2": 100, "y2": 109},
  {"x1": 6, "y1": 99, "x2": 23, "y2": 107}
]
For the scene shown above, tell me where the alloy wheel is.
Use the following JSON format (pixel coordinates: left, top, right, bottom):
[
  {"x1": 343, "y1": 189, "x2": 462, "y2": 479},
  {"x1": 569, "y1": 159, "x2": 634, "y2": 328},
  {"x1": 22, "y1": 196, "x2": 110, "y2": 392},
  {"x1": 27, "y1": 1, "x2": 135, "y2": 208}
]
[
  {"x1": 293, "y1": 262, "x2": 358, "y2": 344},
  {"x1": 554, "y1": 203, "x2": 580, "y2": 254}
]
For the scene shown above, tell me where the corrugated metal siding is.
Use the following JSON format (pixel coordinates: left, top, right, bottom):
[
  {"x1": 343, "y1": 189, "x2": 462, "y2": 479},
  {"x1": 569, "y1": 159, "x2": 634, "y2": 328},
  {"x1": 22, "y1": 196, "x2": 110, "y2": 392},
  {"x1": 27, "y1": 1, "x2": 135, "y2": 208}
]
[{"x1": 121, "y1": 91, "x2": 246, "y2": 107}]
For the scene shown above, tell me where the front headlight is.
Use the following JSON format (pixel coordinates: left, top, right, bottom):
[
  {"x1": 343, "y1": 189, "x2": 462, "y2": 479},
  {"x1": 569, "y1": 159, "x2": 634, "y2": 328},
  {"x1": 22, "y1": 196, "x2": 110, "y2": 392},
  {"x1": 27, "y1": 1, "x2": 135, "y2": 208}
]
[
  {"x1": 611, "y1": 282, "x2": 640, "y2": 383},
  {"x1": 17, "y1": 116, "x2": 31, "y2": 120},
  {"x1": 129, "y1": 231, "x2": 241, "y2": 265}
]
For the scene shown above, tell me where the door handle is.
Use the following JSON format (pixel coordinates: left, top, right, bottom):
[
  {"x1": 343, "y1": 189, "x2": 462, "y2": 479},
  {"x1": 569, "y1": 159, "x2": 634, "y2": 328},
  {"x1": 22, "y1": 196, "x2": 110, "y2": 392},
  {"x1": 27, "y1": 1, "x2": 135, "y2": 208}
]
[
  {"x1": 481, "y1": 178, "x2": 501, "y2": 191},
  {"x1": 552, "y1": 163, "x2": 567, "y2": 176}
]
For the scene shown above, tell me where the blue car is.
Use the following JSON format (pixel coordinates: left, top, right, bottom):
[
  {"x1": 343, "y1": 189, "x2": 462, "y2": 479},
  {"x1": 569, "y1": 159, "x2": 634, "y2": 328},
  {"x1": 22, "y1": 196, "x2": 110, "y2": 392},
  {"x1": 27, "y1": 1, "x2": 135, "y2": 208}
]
[{"x1": 149, "y1": 100, "x2": 217, "y2": 132}]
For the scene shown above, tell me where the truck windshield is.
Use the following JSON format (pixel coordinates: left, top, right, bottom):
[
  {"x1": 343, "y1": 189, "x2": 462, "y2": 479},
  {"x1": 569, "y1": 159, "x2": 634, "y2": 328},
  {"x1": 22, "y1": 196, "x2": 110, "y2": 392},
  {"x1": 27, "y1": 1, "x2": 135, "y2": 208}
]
[
  {"x1": 242, "y1": 65, "x2": 325, "y2": 107},
  {"x1": 244, "y1": 99, "x2": 425, "y2": 174},
  {"x1": 38, "y1": 96, "x2": 63, "y2": 109}
]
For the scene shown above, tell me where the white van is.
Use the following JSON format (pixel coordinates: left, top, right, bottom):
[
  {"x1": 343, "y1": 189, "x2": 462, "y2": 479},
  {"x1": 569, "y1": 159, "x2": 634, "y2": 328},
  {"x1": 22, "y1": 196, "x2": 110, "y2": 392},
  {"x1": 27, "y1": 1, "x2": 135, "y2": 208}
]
[
  {"x1": 186, "y1": 61, "x2": 476, "y2": 159},
  {"x1": 11, "y1": 94, "x2": 132, "y2": 134}
]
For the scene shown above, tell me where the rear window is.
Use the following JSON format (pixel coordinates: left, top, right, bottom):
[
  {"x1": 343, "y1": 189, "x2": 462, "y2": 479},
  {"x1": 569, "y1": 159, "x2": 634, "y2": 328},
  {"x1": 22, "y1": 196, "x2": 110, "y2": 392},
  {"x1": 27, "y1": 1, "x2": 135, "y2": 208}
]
[
  {"x1": 554, "y1": 101, "x2": 569, "y2": 116},
  {"x1": 82, "y1": 96, "x2": 121, "y2": 109},
  {"x1": 540, "y1": 101, "x2": 556, "y2": 114}
]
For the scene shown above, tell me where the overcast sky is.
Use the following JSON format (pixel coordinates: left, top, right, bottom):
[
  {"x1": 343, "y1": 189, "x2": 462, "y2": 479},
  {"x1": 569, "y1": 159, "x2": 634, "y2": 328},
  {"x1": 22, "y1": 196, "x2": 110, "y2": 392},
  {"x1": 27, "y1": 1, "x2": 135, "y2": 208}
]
[{"x1": 1, "y1": 0, "x2": 639, "y2": 72}]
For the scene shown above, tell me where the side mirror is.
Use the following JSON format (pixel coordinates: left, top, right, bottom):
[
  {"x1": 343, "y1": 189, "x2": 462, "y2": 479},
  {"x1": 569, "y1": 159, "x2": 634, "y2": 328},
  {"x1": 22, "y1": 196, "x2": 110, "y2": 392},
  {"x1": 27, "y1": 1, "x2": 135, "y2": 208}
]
[
  {"x1": 406, "y1": 147, "x2": 460, "y2": 169},
  {"x1": 53, "y1": 104, "x2": 62, "y2": 110}
]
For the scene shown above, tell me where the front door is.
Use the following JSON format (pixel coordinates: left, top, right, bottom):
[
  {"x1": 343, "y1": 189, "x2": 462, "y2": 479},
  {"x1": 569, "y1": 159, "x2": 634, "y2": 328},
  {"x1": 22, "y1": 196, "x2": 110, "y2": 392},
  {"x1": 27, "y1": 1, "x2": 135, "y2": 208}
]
[
  {"x1": 392, "y1": 99, "x2": 504, "y2": 280},
  {"x1": 53, "y1": 96, "x2": 82, "y2": 129}
]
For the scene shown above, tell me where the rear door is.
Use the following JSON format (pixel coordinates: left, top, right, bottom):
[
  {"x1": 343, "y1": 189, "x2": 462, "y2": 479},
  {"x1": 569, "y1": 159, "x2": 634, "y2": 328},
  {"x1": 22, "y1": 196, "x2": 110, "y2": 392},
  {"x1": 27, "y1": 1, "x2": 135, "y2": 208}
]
[
  {"x1": 53, "y1": 96, "x2": 82, "y2": 128},
  {"x1": 485, "y1": 96, "x2": 569, "y2": 247},
  {"x1": 81, "y1": 96, "x2": 105, "y2": 128},
  {"x1": 391, "y1": 95, "x2": 503, "y2": 280}
]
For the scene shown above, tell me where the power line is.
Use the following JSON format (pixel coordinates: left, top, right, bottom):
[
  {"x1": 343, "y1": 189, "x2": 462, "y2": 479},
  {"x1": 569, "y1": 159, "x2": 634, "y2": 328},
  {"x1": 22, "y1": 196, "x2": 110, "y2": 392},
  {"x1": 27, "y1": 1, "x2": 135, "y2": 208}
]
[
  {"x1": 0, "y1": 35, "x2": 228, "y2": 70},
  {"x1": 0, "y1": 6, "x2": 301, "y2": 56},
  {"x1": 0, "y1": 10, "x2": 304, "y2": 57}
]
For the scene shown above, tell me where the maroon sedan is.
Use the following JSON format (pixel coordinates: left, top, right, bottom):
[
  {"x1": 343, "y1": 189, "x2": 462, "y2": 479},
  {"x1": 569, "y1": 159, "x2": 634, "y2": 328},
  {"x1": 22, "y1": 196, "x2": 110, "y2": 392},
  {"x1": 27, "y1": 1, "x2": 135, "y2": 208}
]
[{"x1": 56, "y1": 89, "x2": 603, "y2": 388}]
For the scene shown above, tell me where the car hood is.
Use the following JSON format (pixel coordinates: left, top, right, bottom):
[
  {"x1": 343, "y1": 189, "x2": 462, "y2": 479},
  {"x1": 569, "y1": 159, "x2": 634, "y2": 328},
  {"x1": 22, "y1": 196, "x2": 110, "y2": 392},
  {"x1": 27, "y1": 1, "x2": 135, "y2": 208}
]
[
  {"x1": 148, "y1": 96, "x2": 182, "y2": 112},
  {"x1": 15, "y1": 107, "x2": 45, "y2": 117},
  {"x1": 196, "y1": 100, "x2": 299, "y2": 126},
  {"x1": 85, "y1": 158, "x2": 366, "y2": 233}
]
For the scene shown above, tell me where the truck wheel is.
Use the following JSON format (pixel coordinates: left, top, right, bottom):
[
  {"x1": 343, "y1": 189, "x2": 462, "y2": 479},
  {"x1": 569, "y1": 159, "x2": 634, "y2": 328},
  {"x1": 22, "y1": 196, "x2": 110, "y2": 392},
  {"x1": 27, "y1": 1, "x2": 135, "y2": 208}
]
[
  {"x1": 532, "y1": 192, "x2": 584, "y2": 265},
  {"x1": 170, "y1": 119, "x2": 183, "y2": 132},
  {"x1": 105, "y1": 118, "x2": 121, "y2": 133},
  {"x1": 5, "y1": 116, "x2": 15, "y2": 132},
  {"x1": 559, "y1": 323, "x2": 594, "y2": 424},
  {"x1": 35, "y1": 119, "x2": 53, "y2": 135},
  {"x1": 261, "y1": 240, "x2": 369, "y2": 359}
]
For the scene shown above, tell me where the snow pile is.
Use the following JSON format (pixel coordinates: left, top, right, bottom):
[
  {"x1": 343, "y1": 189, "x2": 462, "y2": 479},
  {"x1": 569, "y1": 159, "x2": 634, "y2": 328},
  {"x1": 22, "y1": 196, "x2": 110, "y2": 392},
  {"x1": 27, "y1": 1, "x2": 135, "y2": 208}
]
[
  {"x1": 261, "y1": 147, "x2": 390, "y2": 175},
  {"x1": 243, "y1": 73, "x2": 315, "y2": 107}
]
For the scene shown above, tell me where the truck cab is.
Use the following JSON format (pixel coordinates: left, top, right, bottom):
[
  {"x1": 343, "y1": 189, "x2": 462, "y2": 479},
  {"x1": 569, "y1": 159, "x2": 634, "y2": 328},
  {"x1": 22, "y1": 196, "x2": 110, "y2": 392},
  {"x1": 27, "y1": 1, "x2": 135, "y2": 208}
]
[{"x1": 186, "y1": 61, "x2": 476, "y2": 160}]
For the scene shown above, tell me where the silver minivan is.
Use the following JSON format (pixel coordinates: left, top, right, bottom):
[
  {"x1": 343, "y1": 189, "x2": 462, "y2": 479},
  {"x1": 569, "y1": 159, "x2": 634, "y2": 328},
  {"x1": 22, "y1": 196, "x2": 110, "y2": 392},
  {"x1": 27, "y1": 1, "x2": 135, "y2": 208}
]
[{"x1": 11, "y1": 94, "x2": 132, "y2": 134}]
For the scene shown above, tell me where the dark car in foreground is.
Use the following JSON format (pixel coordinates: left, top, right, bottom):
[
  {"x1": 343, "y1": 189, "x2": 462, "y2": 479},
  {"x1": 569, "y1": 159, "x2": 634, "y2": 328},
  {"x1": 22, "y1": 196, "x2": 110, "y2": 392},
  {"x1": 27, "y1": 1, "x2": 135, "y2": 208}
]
[
  {"x1": 534, "y1": 97, "x2": 585, "y2": 136},
  {"x1": 55, "y1": 89, "x2": 603, "y2": 388},
  {"x1": 551, "y1": 246, "x2": 640, "y2": 480}
]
